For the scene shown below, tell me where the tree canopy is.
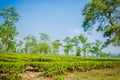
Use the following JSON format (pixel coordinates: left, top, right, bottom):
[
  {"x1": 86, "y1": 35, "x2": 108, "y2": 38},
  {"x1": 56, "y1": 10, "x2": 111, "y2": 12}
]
[
  {"x1": 82, "y1": 0, "x2": 120, "y2": 46},
  {"x1": 0, "y1": 6, "x2": 19, "y2": 52}
]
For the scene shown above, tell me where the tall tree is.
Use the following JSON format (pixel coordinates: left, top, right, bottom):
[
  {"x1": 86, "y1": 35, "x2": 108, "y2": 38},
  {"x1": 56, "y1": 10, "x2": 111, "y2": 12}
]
[
  {"x1": 76, "y1": 47, "x2": 81, "y2": 56},
  {"x1": 0, "y1": 6, "x2": 19, "y2": 52},
  {"x1": 82, "y1": 0, "x2": 120, "y2": 46},
  {"x1": 70, "y1": 36, "x2": 81, "y2": 56},
  {"x1": 39, "y1": 33, "x2": 50, "y2": 43},
  {"x1": 38, "y1": 33, "x2": 51, "y2": 54},
  {"x1": 78, "y1": 34, "x2": 87, "y2": 57},
  {"x1": 91, "y1": 40, "x2": 103, "y2": 57},
  {"x1": 24, "y1": 35, "x2": 37, "y2": 53},
  {"x1": 84, "y1": 42, "x2": 91, "y2": 57},
  {"x1": 52, "y1": 39, "x2": 62, "y2": 55},
  {"x1": 16, "y1": 41, "x2": 23, "y2": 53},
  {"x1": 63, "y1": 37, "x2": 73, "y2": 56},
  {"x1": 32, "y1": 43, "x2": 51, "y2": 54}
]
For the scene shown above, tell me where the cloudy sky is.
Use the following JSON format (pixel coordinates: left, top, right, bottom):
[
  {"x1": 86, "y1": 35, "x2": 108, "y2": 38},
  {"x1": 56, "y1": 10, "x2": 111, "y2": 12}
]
[{"x1": 0, "y1": 0, "x2": 120, "y2": 54}]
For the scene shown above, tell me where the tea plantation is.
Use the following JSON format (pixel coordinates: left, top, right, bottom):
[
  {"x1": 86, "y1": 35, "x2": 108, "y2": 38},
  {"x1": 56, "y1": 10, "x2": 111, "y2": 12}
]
[{"x1": 0, "y1": 53, "x2": 120, "y2": 80}]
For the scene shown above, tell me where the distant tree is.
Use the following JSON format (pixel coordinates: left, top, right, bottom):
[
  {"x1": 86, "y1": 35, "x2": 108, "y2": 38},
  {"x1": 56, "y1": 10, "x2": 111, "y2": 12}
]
[
  {"x1": 78, "y1": 34, "x2": 88, "y2": 57},
  {"x1": 24, "y1": 35, "x2": 37, "y2": 53},
  {"x1": 52, "y1": 39, "x2": 62, "y2": 55},
  {"x1": 63, "y1": 37, "x2": 73, "y2": 56},
  {"x1": 76, "y1": 47, "x2": 81, "y2": 56},
  {"x1": 39, "y1": 33, "x2": 50, "y2": 43},
  {"x1": 16, "y1": 41, "x2": 23, "y2": 53},
  {"x1": 63, "y1": 44, "x2": 73, "y2": 56},
  {"x1": 7, "y1": 41, "x2": 16, "y2": 52},
  {"x1": 0, "y1": 6, "x2": 19, "y2": 52},
  {"x1": 84, "y1": 42, "x2": 91, "y2": 56},
  {"x1": 70, "y1": 36, "x2": 81, "y2": 56},
  {"x1": 91, "y1": 40, "x2": 103, "y2": 57},
  {"x1": 100, "y1": 52, "x2": 110, "y2": 57},
  {"x1": 82, "y1": 0, "x2": 120, "y2": 46},
  {"x1": 108, "y1": 53, "x2": 120, "y2": 58},
  {"x1": 32, "y1": 43, "x2": 51, "y2": 54}
]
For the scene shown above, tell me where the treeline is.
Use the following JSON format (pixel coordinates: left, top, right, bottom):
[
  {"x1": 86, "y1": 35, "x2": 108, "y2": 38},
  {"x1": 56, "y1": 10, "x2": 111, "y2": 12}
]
[
  {"x1": 0, "y1": 31, "x2": 113, "y2": 57},
  {"x1": 14, "y1": 33, "x2": 120, "y2": 57},
  {"x1": 0, "y1": 4, "x2": 120, "y2": 57}
]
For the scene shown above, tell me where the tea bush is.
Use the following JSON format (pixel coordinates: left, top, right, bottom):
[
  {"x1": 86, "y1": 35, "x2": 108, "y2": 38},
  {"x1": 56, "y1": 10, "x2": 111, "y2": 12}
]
[
  {"x1": 0, "y1": 53, "x2": 120, "y2": 79},
  {"x1": 0, "y1": 53, "x2": 120, "y2": 62},
  {"x1": 0, "y1": 62, "x2": 25, "y2": 80}
]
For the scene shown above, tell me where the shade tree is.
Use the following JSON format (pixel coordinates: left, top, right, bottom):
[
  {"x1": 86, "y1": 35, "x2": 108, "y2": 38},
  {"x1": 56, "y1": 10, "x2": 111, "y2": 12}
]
[
  {"x1": 23, "y1": 35, "x2": 37, "y2": 53},
  {"x1": 52, "y1": 39, "x2": 62, "y2": 55},
  {"x1": 63, "y1": 37, "x2": 73, "y2": 56},
  {"x1": 70, "y1": 36, "x2": 81, "y2": 56},
  {"x1": 0, "y1": 6, "x2": 19, "y2": 52},
  {"x1": 82, "y1": 0, "x2": 120, "y2": 46}
]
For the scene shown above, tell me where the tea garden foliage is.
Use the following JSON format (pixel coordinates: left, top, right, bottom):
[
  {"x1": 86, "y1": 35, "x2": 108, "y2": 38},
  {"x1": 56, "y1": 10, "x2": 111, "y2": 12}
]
[{"x1": 0, "y1": 53, "x2": 120, "y2": 80}]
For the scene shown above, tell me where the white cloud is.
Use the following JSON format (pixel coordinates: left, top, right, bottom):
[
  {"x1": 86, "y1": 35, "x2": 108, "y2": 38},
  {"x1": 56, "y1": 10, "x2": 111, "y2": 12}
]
[
  {"x1": 74, "y1": 28, "x2": 80, "y2": 34},
  {"x1": 68, "y1": 28, "x2": 81, "y2": 34}
]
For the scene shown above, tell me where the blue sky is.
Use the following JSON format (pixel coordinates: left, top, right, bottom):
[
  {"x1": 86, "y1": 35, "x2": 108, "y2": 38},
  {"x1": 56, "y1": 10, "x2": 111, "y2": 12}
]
[{"x1": 0, "y1": 0, "x2": 120, "y2": 54}]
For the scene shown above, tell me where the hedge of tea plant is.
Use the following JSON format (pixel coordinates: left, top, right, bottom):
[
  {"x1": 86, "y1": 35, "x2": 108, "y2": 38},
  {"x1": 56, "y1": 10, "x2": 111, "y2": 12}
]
[
  {"x1": 0, "y1": 53, "x2": 120, "y2": 62},
  {"x1": 0, "y1": 53, "x2": 120, "y2": 79},
  {"x1": 25, "y1": 61, "x2": 120, "y2": 77},
  {"x1": 0, "y1": 61, "x2": 120, "y2": 79},
  {"x1": 0, "y1": 62, "x2": 25, "y2": 80}
]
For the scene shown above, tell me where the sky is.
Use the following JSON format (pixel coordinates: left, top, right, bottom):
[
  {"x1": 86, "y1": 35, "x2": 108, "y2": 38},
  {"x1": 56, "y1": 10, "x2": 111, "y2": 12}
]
[{"x1": 0, "y1": 0, "x2": 120, "y2": 54}]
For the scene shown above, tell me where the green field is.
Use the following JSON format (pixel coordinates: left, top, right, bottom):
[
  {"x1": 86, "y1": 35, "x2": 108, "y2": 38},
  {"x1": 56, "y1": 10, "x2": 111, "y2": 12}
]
[{"x1": 0, "y1": 53, "x2": 120, "y2": 80}]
